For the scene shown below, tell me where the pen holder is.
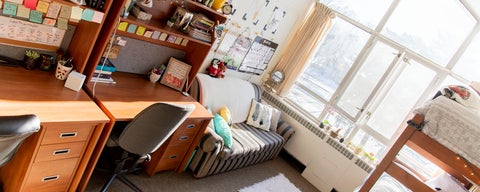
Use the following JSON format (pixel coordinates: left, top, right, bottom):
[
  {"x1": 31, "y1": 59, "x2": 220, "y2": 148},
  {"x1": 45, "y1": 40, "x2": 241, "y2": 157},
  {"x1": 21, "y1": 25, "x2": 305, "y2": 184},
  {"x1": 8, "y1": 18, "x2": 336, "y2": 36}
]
[{"x1": 55, "y1": 60, "x2": 73, "y2": 80}]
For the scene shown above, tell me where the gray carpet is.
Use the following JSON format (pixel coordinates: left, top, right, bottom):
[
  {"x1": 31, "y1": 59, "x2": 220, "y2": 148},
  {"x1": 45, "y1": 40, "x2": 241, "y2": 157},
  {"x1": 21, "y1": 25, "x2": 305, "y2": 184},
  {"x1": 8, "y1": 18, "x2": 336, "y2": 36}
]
[{"x1": 86, "y1": 157, "x2": 320, "y2": 192}]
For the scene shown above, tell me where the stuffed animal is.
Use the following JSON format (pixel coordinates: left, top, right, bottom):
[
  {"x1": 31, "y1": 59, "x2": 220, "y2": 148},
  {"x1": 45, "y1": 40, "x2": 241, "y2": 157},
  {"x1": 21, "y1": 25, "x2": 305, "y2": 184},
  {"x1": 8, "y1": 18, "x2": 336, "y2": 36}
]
[{"x1": 207, "y1": 58, "x2": 226, "y2": 78}]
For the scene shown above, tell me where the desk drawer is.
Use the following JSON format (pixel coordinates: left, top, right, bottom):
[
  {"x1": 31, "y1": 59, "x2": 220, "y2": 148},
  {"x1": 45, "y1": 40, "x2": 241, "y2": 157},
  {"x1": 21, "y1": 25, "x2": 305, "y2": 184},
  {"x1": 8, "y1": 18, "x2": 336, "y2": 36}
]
[
  {"x1": 177, "y1": 119, "x2": 203, "y2": 134},
  {"x1": 169, "y1": 130, "x2": 196, "y2": 145},
  {"x1": 25, "y1": 158, "x2": 78, "y2": 192},
  {"x1": 35, "y1": 142, "x2": 86, "y2": 162},
  {"x1": 155, "y1": 145, "x2": 190, "y2": 171},
  {"x1": 42, "y1": 124, "x2": 94, "y2": 145}
]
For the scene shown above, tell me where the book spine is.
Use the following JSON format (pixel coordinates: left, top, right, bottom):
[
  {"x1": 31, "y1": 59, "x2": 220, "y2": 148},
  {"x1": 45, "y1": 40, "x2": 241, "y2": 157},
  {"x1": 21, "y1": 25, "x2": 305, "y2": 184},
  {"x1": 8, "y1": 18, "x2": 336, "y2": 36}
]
[{"x1": 96, "y1": 65, "x2": 116, "y2": 72}]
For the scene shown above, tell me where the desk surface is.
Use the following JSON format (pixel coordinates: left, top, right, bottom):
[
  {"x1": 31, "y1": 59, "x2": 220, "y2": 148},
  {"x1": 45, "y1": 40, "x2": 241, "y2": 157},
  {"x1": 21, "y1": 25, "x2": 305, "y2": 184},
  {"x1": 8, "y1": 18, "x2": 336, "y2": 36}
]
[
  {"x1": 0, "y1": 65, "x2": 109, "y2": 123},
  {"x1": 85, "y1": 72, "x2": 213, "y2": 121}
]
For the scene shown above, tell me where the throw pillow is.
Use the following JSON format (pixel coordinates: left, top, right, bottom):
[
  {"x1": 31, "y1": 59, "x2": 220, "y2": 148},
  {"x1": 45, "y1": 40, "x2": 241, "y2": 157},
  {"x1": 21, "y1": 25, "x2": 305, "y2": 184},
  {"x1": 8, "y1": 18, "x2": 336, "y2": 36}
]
[
  {"x1": 220, "y1": 106, "x2": 232, "y2": 126},
  {"x1": 213, "y1": 114, "x2": 233, "y2": 148},
  {"x1": 438, "y1": 85, "x2": 480, "y2": 109},
  {"x1": 246, "y1": 99, "x2": 272, "y2": 131},
  {"x1": 261, "y1": 100, "x2": 281, "y2": 132}
]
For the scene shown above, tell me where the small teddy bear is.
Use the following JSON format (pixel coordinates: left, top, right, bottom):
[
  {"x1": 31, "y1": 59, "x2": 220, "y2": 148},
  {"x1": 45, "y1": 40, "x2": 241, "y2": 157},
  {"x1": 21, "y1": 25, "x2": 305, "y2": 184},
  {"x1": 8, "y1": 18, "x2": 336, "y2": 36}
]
[{"x1": 207, "y1": 58, "x2": 226, "y2": 78}]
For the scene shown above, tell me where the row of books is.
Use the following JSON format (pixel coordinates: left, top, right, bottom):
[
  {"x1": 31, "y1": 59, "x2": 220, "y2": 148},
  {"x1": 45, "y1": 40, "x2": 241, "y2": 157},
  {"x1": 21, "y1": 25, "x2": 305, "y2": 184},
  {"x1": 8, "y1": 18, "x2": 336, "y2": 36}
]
[
  {"x1": 91, "y1": 58, "x2": 116, "y2": 84},
  {"x1": 188, "y1": 13, "x2": 214, "y2": 42}
]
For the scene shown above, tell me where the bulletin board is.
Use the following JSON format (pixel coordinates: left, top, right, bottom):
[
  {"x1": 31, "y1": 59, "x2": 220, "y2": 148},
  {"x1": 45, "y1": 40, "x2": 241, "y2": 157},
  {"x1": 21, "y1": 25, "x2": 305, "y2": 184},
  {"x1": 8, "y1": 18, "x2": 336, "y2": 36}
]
[
  {"x1": 0, "y1": 16, "x2": 65, "y2": 48},
  {"x1": 238, "y1": 36, "x2": 278, "y2": 75}
]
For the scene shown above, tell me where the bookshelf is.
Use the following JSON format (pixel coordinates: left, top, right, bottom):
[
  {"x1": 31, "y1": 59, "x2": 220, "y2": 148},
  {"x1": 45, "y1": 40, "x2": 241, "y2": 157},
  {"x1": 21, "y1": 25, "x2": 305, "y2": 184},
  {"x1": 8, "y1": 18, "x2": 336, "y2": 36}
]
[
  {"x1": 0, "y1": 0, "x2": 115, "y2": 73},
  {"x1": 83, "y1": 0, "x2": 229, "y2": 88}
]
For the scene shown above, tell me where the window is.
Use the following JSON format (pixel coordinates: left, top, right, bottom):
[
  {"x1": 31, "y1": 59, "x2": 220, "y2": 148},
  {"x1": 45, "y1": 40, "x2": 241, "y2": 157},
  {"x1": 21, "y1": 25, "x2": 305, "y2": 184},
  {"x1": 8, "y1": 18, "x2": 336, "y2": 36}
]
[{"x1": 285, "y1": 0, "x2": 480, "y2": 162}]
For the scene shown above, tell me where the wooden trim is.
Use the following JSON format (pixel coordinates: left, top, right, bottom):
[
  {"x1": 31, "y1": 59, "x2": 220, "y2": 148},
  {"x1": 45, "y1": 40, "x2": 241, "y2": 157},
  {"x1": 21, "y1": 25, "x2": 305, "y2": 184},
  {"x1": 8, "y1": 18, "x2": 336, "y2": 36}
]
[{"x1": 386, "y1": 162, "x2": 435, "y2": 192}]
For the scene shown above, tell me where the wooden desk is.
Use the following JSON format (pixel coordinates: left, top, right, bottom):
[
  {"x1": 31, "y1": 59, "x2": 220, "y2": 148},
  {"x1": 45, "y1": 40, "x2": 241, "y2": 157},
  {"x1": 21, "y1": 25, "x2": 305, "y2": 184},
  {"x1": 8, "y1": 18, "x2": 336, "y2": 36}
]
[
  {"x1": 0, "y1": 65, "x2": 109, "y2": 192},
  {"x1": 80, "y1": 72, "x2": 213, "y2": 190}
]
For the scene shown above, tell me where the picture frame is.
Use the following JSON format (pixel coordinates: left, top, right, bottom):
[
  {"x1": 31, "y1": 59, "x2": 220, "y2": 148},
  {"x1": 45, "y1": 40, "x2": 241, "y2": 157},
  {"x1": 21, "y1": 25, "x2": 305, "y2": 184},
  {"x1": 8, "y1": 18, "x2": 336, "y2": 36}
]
[{"x1": 160, "y1": 57, "x2": 191, "y2": 91}]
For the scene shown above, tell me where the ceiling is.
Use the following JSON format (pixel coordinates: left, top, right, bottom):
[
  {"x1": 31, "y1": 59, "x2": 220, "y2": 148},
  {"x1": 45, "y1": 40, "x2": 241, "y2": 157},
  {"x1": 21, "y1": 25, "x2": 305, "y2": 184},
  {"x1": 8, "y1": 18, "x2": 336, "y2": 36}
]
[{"x1": 463, "y1": 0, "x2": 480, "y2": 20}]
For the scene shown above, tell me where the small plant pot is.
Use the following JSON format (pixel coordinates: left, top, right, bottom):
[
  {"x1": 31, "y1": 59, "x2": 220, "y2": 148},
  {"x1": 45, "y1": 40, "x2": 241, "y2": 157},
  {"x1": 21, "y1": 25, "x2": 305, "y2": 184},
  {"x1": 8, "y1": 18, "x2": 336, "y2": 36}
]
[
  {"x1": 24, "y1": 57, "x2": 39, "y2": 70},
  {"x1": 55, "y1": 60, "x2": 73, "y2": 80},
  {"x1": 149, "y1": 73, "x2": 161, "y2": 83}
]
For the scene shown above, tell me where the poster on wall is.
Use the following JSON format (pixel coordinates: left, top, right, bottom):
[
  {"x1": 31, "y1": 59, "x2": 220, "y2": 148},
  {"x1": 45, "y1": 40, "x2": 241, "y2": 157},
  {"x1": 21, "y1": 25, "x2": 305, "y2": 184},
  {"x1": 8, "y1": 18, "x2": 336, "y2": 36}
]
[
  {"x1": 238, "y1": 36, "x2": 278, "y2": 75},
  {"x1": 224, "y1": 34, "x2": 252, "y2": 70}
]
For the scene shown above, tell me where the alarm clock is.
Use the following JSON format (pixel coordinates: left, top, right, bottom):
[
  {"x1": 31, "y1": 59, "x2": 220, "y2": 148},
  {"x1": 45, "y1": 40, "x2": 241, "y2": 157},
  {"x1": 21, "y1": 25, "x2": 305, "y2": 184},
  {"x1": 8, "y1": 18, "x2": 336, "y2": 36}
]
[{"x1": 222, "y1": 3, "x2": 233, "y2": 15}]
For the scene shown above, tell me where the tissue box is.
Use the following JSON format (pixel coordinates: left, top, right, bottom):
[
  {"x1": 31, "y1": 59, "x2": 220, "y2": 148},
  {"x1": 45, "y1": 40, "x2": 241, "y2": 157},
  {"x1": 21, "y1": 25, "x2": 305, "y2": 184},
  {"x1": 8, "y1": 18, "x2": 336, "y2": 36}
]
[{"x1": 64, "y1": 70, "x2": 86, "y2": 92}]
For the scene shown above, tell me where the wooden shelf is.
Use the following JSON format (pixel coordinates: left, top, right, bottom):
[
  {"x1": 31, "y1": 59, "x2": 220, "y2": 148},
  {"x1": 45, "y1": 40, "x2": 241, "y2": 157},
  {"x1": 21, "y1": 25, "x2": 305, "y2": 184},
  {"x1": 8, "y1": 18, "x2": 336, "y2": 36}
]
[{"x1": 119, "y1": 16, "x2": 212, "y2": 47}]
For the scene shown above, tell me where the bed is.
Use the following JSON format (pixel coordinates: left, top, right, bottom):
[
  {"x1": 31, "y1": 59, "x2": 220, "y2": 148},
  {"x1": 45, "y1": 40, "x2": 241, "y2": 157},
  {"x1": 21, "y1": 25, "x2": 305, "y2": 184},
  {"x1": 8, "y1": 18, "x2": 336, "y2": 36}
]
[{"x1": 357, "y1": 85, "x2": 480, "y2": 192}]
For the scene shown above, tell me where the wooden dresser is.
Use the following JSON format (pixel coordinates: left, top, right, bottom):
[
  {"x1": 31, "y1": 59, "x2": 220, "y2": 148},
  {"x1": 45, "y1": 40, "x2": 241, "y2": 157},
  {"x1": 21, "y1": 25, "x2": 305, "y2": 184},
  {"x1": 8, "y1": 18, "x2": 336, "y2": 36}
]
[{"x1": 0, "y1": 66, "x2": 109, "y2": 192}]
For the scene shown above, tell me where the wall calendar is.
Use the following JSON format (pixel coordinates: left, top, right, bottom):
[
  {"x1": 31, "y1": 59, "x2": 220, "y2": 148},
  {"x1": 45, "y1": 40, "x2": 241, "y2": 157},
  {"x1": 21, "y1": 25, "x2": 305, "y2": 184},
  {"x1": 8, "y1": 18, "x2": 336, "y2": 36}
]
[{"x1": 0, "y1": 16, "x2": 65, "y2": 48}]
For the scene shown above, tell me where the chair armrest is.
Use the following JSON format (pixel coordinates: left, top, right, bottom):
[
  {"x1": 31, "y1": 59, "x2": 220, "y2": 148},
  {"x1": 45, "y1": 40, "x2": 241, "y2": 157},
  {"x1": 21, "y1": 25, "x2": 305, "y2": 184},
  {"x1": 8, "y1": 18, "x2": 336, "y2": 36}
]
[
  {"x1": 276, "y1": 119, "x2": 295, "y2": 142},
  {"x1": 197, "y1": 127, "x2": 224, "y2": 152}
]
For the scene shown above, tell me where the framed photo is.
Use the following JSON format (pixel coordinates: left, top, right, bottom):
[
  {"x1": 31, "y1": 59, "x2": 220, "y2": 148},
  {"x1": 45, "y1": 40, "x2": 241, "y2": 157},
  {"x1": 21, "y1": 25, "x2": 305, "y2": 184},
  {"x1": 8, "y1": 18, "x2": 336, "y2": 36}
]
[{"x1": 160, "y1": 57, "x2": 191, "y2": 91}]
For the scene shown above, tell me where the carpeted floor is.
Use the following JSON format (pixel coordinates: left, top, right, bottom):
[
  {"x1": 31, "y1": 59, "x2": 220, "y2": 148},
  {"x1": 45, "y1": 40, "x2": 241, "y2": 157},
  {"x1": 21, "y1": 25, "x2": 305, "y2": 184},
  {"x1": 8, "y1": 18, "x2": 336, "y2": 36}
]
[{"x1": 86, "y1": 156, "x2": 320, "y2": 192}]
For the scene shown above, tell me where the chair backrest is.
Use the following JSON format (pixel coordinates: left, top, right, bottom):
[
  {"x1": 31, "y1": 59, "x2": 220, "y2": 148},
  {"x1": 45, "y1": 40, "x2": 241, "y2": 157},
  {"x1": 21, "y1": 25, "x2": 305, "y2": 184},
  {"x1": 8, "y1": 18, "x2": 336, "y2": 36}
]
[
  {"x1": 118, "y1": 102, "x2": 195, "y2": 155},
  {"x1": 0, "y1": 114, "x2": 40, "y2": 167}
]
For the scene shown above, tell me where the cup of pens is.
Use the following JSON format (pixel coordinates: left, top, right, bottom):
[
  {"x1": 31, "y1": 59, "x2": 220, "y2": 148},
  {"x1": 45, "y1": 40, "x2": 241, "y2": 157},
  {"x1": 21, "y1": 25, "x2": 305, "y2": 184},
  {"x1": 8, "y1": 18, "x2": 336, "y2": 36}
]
[{"x1": 55, "y1": 58, "x2": 73, "y2": 80}]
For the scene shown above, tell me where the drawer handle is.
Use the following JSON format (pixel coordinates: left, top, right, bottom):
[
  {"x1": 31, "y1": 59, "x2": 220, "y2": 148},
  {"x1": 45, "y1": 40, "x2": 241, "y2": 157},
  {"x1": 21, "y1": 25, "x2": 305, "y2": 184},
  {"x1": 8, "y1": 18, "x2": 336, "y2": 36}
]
[
  {"x1": 53, "y1": 149, "x2": 71, "y2": 155},
  {"x1": 179, "y1": 136, "x2": 189, "y2": 141},
  {"x1": 60, "y1": 132, "x2": 78, "y2": 138},
  {"x1": 186, "y1": 124, "x2": 195, "y2": 129},
  {"x1": 42, "y1": 175, "x2": 59, "y2": 182},
  {"x1": 169, "y1": 155, "x2": 177, "y2": 159}
]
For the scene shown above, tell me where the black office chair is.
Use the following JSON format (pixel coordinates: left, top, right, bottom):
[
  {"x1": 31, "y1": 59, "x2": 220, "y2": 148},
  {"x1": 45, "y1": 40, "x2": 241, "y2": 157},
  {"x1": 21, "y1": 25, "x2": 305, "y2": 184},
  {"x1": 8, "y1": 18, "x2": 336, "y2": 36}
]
[
  {"x1": 0, "y1": 114, "x2": 41, "y2": 167},
  {"x1": 0, "y1": 114, "x2": 40, "y2": 191},
  {"x1": 101, "y1": 102, "x2": 195, "y2": 192}
]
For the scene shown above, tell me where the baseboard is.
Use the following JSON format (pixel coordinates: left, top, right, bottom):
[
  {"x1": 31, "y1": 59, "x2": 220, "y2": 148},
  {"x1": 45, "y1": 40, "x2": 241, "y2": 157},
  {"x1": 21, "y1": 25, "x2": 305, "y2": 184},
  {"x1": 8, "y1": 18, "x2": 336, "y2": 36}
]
[{"x1": 279, "y1": 149, "x2": 305, "y2": 173}]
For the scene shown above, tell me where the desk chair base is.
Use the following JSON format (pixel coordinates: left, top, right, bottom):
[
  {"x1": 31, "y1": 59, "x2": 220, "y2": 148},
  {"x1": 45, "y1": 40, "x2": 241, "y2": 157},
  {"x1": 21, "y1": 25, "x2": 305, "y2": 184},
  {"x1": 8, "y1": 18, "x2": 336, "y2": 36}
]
[{"x1": 100, "y1": 150, "x2": 150, "y2": 192}]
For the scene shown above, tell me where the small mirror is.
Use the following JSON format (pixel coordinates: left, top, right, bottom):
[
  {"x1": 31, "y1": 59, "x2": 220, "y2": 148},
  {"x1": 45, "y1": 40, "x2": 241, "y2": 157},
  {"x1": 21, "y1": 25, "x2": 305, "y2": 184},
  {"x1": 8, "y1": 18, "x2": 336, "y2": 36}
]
[{"x1": 271, "y1": 70, "x2": 284, "y2": 84}]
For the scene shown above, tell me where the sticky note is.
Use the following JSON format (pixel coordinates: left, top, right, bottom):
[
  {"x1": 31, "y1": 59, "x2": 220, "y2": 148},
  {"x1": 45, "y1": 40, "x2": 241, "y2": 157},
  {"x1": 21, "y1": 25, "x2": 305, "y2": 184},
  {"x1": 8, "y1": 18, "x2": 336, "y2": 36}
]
[
  {"x1": 59, "y1": 5, "x2": 71, "y2": 19},
  {"x1": 181, "y1": 39, "x2": 189, "y2": 46},
  {"x1": 70, "y1": 6, "x2": 83, "y2": 21},
  {"x1": 24, "y1": 0, "x2": 37, "y2": 9},
  {"x1": 136, "y1": 26, "x2": 146, "y2": 36},
  {"x1": 82, "y1": 9, "x2": 94, "y2": 21},
  {"x1": 0, "y1": 1, "x2": 2, "y2": 9},
  {"x1": 174, "y1": 37, "x2": 182, "y2": 44},
  {"x1": 126, "y1": 24, "x2": 137, "y2": 33},
  {"x1": 43, "y1": 18, "x2": 56, "y2": 26},
  {"x1": 57, "y1": 17, "x2": 68, "y2": 30},
  {"x1": 143, "y1": 31, "x2": 153, "y2": 38},
  {"x1": 3, "y1": 1, "x2": 18, "y2": 16},
  {"x1": 36, "y1": 0, "x2": 49, "y2": 13},
  {"x1": 16, "y1": 5, "x2": 30, "y2": 19},
  {"x1": 118, "y1": 22, "x2": 128, "y2": 31},
  {"x1": 152, "y1": 31, "x2": 161, "y2": 39},
  {"x1": 159, "y1": 33, "x2": 168, "y2": 41},
  {"x1": 166, "y1": 35, "x2": 176, "y2": 43},
  {"x1": 46, "y1": 2, "x2": 61, "y2": 18},
  {"x1": 92, "y1": 11, "x2": 104, "y2": 23},
  {"x1": 29, "y1": 10, "x2": 43, "y2": 23}
]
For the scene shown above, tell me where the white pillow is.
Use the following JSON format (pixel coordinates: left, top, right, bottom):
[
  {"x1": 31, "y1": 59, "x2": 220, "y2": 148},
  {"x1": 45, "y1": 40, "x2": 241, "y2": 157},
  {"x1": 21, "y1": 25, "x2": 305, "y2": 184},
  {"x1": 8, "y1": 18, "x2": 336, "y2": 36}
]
[
  {"x1": 261, "y1": 100, "x2": 281, "y2": 132},
  {"x1": 246, "y1": 99, "x2": 272, "y2": 131},
  {"x1": 438, "y1": 85, "x2": 480, "y2": 110}
]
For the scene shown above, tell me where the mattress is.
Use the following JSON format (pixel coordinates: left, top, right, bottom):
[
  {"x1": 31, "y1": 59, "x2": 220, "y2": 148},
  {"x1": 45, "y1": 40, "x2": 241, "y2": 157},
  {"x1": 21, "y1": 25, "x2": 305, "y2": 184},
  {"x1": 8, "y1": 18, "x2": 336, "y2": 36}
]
[{"x1": 414, "y1": 96, "x2": 480, "y2": 168}]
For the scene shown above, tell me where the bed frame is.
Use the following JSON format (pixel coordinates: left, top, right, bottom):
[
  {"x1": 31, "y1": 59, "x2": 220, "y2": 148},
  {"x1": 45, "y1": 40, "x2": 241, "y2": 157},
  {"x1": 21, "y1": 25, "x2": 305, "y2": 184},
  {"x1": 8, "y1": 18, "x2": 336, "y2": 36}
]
[{"x1": 358, "y1": 114, "x2": 480, "y2": 191}]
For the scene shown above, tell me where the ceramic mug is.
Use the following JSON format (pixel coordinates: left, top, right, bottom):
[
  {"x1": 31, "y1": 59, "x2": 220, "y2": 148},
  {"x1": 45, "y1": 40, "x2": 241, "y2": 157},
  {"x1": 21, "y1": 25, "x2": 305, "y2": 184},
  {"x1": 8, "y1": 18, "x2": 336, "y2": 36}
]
[{"x1": 55, "y1": 61, "x2": 73, "y2": 80}]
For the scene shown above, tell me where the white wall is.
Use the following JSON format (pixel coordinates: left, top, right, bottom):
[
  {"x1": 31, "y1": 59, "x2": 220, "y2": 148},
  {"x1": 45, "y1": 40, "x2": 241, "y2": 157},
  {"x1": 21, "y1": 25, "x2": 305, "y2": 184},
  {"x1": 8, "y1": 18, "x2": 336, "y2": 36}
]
[
  {"x1": 200, "y1": 0, "x2": 313, "y2": 84},
  {"x1": 204, "y1": 1, "x2": 371, "y2": 191}
]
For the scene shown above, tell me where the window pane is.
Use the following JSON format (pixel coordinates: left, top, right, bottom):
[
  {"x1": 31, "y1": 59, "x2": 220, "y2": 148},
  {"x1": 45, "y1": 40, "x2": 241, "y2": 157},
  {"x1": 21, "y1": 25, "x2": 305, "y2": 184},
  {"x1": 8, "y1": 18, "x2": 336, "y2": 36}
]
[
  {"x1": 319, "y1": 0, "x2": 392, "y2": 29},
  {"x1": 337, "y1": 42, "x2": 398, "y2": 117},
  {"x1": 323, "y1": 107, "x2": 355, "y2": 139},
  {"x1": 287, "y1": 84, "x2": 325, "y2": 117},
  {"x1": 382, "y1": 0, "x2": 475, "y2": 65},
  {"x1": 349, "y1": 129, "x2": 387, "y2": 161},
  {"x1": 298, "y1": 18, "x2": 369, "y2": 100},
  {"x1": 453, "y1": 32, "x2": 480, "y2": 82},
  {"x1": 398, "y1": 146, "x2": 441, "y2": 180},
  {"x1": 368, "y1": 59, "x2": 435, "y2": 139}
]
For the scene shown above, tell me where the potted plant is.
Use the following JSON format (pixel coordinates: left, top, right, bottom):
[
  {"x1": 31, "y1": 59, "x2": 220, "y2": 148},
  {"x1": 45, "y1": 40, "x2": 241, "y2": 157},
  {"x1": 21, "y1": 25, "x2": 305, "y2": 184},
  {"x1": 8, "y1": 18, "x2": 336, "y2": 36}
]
[{"x1": 24, "y1": 50, "x2": 40, "y2": 70}]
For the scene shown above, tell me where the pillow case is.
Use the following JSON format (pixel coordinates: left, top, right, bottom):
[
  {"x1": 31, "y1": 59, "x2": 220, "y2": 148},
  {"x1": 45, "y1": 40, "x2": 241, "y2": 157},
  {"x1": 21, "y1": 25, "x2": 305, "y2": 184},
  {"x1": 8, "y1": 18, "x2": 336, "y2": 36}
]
[
  {"x1": 219, "y1": 106, "x2": 232, "y2": 126},
  {"x1": 261, "y1": 100, "x2": 281, "y2": 132},
  {"x1": 213, "y1": 114, "x2": 233, "y2": 148},
  {"x1": 246, "y1": 99, "x2": 272, "y2": 131},
  {"x1": 437, "y1": 85, "x2": 480, "y2": 109}
]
